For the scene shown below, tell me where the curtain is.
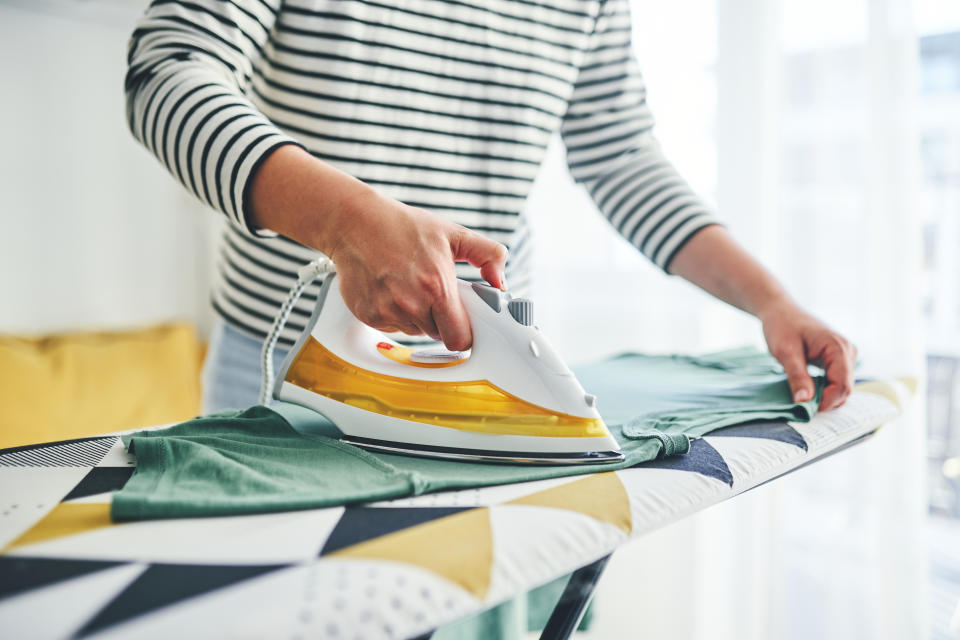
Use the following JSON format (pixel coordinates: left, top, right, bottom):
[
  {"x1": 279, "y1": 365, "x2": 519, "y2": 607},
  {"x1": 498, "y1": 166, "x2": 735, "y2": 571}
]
[{"x1": 527, "y1": 0, "x2": 927, "y2": 637}]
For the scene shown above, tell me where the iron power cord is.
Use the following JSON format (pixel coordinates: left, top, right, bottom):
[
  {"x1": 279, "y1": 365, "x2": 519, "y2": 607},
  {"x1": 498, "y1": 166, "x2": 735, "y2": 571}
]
[{"x1": 259, "y1": 257, "x2": 336, "y2": 405}]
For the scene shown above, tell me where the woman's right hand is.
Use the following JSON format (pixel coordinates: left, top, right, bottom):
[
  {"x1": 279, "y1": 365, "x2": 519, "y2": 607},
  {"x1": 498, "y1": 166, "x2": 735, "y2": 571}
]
[{"x1": 249, "y1": 145, "x2": 507, "y2": 351}]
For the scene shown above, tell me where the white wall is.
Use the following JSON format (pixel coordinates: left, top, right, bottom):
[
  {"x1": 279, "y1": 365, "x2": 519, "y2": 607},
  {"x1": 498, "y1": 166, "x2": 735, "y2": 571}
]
[{"x1": 0, "y1": 0, "x2": 219, "y2": 336}]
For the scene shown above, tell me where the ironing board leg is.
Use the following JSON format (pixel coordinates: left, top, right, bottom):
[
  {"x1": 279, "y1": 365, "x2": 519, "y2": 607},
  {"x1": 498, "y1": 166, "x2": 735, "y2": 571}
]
[
  {"x1": 413, "y1": 553, "x2": 611, "y2": 640},
  {"x1": 539, "y1": 553, "x2": 612, "y2": 640}
]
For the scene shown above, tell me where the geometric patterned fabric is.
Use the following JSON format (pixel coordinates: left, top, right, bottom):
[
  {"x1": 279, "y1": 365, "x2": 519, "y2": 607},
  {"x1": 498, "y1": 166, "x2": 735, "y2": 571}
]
[
  {"x1": 0, "y1": 380, "x2": 908, "y2": 639},
  {"x1": 0, "y1": 437, "x2": 115, "y2": 468}
]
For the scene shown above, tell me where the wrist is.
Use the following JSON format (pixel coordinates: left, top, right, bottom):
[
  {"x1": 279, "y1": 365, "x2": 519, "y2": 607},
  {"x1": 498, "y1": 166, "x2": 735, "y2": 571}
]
[
  {"x1": 753, "y1": 291, "x2": 799, "y2": 323},
  {"x1": 323, "y1": 185, "x2": 387, "y2": 264}
]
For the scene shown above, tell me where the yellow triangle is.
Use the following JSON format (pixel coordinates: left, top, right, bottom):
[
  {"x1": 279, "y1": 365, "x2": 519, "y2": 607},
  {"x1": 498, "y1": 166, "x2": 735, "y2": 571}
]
[
  {"x1": 896, "y1": 376, "x2": 918, "y2": 395},
  {"x1": 508, "y1": 472, "x2": 632, "y2": 535},
  {"x1": 333, "y1": 508, "x2": 492, "y2": 600},
  {"x1": 5, "y1": 503, "x2": 116, "y2": 551},
  {"x1": 854, "y1": 380, "x2": 901, "y2": 410}
]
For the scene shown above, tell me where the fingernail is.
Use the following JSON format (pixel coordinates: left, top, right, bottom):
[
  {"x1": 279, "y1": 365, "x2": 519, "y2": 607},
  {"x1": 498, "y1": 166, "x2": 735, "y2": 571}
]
[
  {"x1": 794, "y1": 389, "x2": 811, "y2": 402},
  {"x1": 500, "y1": 276, "x2": 507, "y2": 291}
]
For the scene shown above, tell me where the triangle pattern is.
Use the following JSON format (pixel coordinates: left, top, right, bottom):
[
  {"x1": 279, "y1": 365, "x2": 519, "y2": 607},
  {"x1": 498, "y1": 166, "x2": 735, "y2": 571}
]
[
  {"x1": 63, "y1": 467, "x2": 135, "y2": 501},
  {"x1": 77, "y1": 563, "x2": 286, "y2": 636},
  {"x1": 320, "y1": 506, "x2": 470, "y2": 555},
  {"x1": 637, "y1": 438, "x2": 734, "y2": 486},
  {"x1": 855, "y1": 380, "x2": 901, "y2": 409},
  {"x1": 896, "y1": 376, "x2": 918, "y2": 395},
  {"x1": 0, "y1": 556, "x2": 123, "y2": 600},
  {"x1": 708, "y1": 419, "x2": 807, "y2": 451},
  {"x1": 5, "y1": 503, "x2": 116, "y2": 551},
  {"x1": 333, "y1": 508, "x2": 493, "y2": 599},
  {"x1": 508, "y1": 472, "x2": 632, "y2": 534}
]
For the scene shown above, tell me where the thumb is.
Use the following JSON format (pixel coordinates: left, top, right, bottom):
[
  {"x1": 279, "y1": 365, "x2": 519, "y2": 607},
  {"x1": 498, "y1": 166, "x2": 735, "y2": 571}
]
[
  {"x1": 450, "y1": 228, "x2": 508, "y2": 290},
  {"x1": 775, "y1": 341, "x2": 816, "y2": 403}
]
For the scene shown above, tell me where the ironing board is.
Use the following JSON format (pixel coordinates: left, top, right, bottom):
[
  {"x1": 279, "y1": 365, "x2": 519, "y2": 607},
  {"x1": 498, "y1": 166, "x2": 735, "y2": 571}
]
[{"x1": 0, "y1": 378, "x2": 910, "y2": 640}]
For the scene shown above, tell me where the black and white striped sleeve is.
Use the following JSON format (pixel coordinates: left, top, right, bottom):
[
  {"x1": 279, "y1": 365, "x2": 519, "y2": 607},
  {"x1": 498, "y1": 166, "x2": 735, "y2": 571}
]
[
  {"x1": 124, "y1": 0, "x2": 302, "y2": 236},
  {"x1": 561, "y1": 0, "x2": 721, "y2": 272}
]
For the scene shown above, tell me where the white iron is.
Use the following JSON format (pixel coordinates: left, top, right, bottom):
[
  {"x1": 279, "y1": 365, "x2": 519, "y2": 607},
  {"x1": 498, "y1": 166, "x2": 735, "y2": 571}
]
[{"x1": 262, "y1": 259, "x2": 623, "y2": 465}]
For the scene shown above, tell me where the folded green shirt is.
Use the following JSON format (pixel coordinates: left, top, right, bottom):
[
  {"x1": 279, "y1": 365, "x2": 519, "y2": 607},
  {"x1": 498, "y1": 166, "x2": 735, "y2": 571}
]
[{"x1": 111, "y1": 348, "x2": 824, "y2": 521}]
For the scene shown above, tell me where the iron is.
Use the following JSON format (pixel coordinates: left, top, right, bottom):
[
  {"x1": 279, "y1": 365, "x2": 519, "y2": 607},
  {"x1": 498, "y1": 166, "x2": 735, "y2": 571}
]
[{"x1": 262, "y1": 260, "x2": 623, "y2": 465}]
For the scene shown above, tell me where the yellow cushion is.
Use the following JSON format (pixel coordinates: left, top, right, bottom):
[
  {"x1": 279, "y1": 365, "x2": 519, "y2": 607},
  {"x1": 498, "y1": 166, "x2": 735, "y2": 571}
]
[{"x1": 0, "y1": 324, "x2": 204, "y2": 449}]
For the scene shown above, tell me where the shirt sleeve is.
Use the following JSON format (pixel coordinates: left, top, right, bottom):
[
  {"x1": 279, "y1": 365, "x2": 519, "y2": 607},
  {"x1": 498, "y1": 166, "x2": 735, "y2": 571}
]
[
  {"x1": 124, "y1": 0, "x2": 302, "y2": 236},
  {"x1": 560, "y1": 0, "x2": 721, "y2": 273}
]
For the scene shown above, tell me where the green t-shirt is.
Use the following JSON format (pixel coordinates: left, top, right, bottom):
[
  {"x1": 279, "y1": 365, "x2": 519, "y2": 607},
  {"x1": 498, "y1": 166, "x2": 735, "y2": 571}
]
[{"x1": 112, "y1": 348, "x2": 823, "y2": 521}]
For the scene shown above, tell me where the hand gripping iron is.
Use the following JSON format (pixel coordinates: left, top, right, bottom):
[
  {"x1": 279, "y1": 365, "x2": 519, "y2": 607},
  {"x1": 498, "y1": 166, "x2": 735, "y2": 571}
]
[{"x1": 261, "y1": 259, "x2": 624, "y2": 465}]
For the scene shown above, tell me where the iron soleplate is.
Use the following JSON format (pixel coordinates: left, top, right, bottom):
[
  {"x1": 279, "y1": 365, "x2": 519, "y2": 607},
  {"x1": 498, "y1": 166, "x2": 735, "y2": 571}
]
[{"x1": 340, "y1": 436, "x2": 625, "y2": 466}]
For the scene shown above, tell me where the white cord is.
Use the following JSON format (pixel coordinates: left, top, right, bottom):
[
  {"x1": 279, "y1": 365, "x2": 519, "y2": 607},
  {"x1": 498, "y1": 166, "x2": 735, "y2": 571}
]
[{"x1": 259, "y1": 256, "x2": 336, "y2": 405}]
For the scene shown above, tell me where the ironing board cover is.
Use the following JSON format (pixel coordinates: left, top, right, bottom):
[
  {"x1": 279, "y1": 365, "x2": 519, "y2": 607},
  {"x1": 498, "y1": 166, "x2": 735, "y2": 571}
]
[{"x1": 0, "y1": 378, "x2": 908, "y2": 639}]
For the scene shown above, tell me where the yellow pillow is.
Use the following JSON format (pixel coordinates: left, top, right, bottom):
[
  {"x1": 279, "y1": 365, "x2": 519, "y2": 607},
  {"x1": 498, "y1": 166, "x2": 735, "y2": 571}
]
[{"x1": 0, "y1": 324, "x2": 204, "y2": 449}]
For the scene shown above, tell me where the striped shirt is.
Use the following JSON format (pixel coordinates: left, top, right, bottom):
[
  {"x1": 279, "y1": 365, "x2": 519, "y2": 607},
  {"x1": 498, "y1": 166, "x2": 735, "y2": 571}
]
[{"x1": 125, "y1": 0, "x2": 719, "y2": 346}]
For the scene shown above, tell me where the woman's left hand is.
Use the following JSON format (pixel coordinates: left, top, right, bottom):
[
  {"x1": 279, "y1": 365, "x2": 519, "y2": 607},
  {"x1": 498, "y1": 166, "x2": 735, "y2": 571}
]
[
  {"x1": 666, "y1": 225, "x2": 857, "y2": 410},
  {"x1": 759, "y1": 299, "x2": 858, "y2": 411}
]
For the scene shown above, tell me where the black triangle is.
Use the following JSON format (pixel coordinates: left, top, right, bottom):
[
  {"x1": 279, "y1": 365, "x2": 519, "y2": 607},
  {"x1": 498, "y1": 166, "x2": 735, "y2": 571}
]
[
  {"x1": 637, "y1": 438, "x2": 734, "y2": 486},
  {"x1": 63, "y1": 467, "x2": 136, "y2": 501},
  {"x1": 708, "y1": 419, "x2": 808, "y2": 451},
  {"x1": 77, "y1": 563, "x2": 285, "y2": 636},
  {"x1": 0, "y1": 556, "x2": 124, "y2": 600},
  {"x1": 320, "y1": 507, "x2": 470, "y2": 555}
]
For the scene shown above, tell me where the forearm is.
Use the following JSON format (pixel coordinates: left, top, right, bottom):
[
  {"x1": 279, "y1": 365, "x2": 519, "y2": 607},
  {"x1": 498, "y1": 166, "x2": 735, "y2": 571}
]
[
  {"x1": 667, "y1": 225, "x2": 792, "y2": 319},
  {"x1": 248, "y1": 145, "x2": 378, "y2": 256}
]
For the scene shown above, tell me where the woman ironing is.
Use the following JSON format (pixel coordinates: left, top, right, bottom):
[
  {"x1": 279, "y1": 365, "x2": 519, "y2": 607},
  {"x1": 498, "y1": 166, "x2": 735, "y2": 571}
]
[{"x1": 124, "y1": 0, "x2": 855, "y2": 413}]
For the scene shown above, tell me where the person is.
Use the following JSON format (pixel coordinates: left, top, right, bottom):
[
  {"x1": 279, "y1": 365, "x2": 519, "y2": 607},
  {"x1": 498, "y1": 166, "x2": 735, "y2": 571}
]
[{"x1": 125, "y1": 0, "x2": 856, "y2": 414}]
